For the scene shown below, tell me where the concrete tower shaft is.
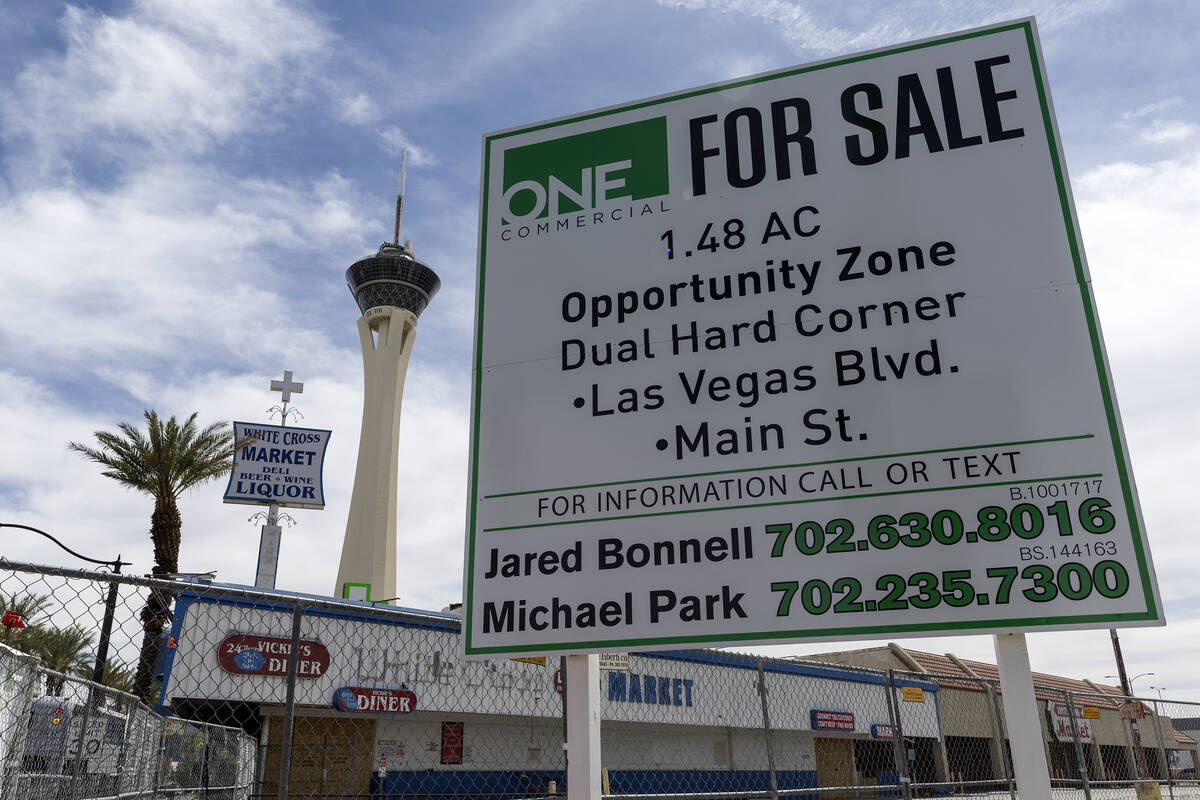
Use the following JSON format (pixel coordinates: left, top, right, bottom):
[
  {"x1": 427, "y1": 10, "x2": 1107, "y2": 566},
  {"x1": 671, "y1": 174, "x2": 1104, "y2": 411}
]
[{"x1": 337, "y1": 242, "x2": 440, "y2": 602}]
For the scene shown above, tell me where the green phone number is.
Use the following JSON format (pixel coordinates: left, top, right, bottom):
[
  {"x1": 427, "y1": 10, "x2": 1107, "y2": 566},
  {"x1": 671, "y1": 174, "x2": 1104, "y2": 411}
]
[
  {"x1": 770, "y1": 560, "x2": 1130, "y2": 616},
  {"x1": 765, "y1": 497, "x2": 1116, "y2": 558}
]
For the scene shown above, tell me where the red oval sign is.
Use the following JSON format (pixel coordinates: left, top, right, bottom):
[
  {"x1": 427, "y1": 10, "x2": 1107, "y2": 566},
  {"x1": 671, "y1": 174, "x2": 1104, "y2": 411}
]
[
  {"x1": 333, "y1": 687, "x2": 417, "y2": 714},
  {"x1": 216, "y1": 633, "x2": 331, "y2": 678}
]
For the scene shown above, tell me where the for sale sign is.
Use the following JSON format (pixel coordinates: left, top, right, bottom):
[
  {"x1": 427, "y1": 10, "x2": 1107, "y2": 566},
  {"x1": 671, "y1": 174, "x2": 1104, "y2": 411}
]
[{"x1": 463, "y1": 18, "x2": 1162, "y2": 657}]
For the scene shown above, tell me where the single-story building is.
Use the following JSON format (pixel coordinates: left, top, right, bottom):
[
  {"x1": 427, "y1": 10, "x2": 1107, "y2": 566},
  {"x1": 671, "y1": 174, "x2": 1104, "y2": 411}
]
[
  {"x1": 159, "y1": 585, "x2": 940, "y2": 798},
  {"x1": 799, "y1": 644, "x2": 1199, "y2": 786}
]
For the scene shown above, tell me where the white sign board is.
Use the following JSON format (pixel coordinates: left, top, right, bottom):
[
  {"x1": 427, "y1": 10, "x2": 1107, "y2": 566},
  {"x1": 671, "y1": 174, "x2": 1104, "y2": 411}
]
[
  {"x1": 1047, "y1": 700, "x2": 1093, "y2": 743},
  {"x1": 598, "y1": 652, "x2": 630, "y2": 672},
  {"x1": 223, "y1": 422, "x2": 331, "y2": 509},
  {"x1": 463, "y1": 19, "x2": 1162, "y2": 658}
]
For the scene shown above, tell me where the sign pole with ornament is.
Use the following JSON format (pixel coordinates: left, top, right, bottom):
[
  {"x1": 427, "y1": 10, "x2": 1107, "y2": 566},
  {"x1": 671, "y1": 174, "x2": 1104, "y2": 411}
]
[
  {"x1": 223, "y1": 370, "x2": 332, "y2": 589},
  {"x1": 467, "y1": 18, "x2": 1163, "y2": 800},
  {"x1": 261, "y1": 371, "x2": 301, "y2": 589}
]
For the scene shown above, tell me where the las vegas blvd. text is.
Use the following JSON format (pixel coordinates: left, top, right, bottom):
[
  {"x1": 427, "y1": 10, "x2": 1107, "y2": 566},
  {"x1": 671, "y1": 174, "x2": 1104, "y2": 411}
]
[{"x1": 463, "y1": 21, "x2": 1162, "y2": 656}]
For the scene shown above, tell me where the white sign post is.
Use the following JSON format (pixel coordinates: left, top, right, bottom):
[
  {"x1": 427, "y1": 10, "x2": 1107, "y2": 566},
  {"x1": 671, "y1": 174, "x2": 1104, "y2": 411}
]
[{"x1": 466, "y1": 17, "x2": 1163, "y2": 800}]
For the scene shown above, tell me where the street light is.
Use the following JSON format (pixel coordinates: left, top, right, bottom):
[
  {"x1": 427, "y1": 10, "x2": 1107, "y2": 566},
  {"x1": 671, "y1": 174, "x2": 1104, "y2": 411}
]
[
  {"x1": 0, "y1": 522, "x2": 130, "y2": 685},
  {"x1": 1150, "y1": 685, "x2": 1167, "y2": 700},
  {"x1": 1108, "y1": 671, "x2": 1155, "y2": 693}
]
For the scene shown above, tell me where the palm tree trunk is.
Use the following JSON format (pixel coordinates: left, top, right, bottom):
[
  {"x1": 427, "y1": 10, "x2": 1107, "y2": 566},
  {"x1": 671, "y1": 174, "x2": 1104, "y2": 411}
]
[{"x1": 132, "y1": 494, "x2": 181, "y2": 703}]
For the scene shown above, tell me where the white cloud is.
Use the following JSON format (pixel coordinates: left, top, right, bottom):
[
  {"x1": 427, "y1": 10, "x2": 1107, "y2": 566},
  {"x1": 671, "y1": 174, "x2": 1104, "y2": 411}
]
[
  {"x1": 337, "y1": 92, "x2": 375, "y2": 124},
  {"x1": 1076, "y1": 152, "x2": 1200, "y2": 356},
  {"x1": 378, "y1": 126, "x2": 436, "y2": 166},
  {"x1": 1114, "y1": 97, "x2": 1195, "y2": 147},
  {"x1": 0, "y1": 164, "x2": 373, "y2": 376},
  {"x1": 654, "y1": 0, "x2": 1119, "y2": 55},
  {"x1": 1122, "y1": 97, "x2": 1184, "y2": 123},
  {"x1": 1139, "y1": 119, "x2": 1196, "y2": 145},
  {"x1": 1, "y1": 0, "x2": 330, "y2": 175},
  {"x1": 344, "y1": 0, "x2": 571, "y2": 114}
]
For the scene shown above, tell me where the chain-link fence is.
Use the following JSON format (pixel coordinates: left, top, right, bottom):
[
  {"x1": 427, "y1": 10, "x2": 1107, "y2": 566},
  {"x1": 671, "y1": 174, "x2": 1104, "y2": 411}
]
[
  {"x1": 0, "y1": 641, "x2": 255, "y2": 800},
  {"x1": 2, "y1": 558, "x2": 1196, "y2": 800},
  {"x1": 1050, "y1": 691, "x2": 1200, "y2": 800}
]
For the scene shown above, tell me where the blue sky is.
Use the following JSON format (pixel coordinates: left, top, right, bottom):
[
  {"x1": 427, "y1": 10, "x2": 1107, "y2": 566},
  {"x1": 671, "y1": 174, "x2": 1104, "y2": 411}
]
[{"x1": 2, "y1": 0, "x2": 1198, "y2": 694}]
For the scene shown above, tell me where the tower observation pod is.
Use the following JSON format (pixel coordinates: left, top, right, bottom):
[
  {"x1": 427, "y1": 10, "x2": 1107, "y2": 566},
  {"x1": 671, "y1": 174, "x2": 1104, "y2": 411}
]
[{"x1": 336, "y1": 233, "x2": 440, "y2": 603}]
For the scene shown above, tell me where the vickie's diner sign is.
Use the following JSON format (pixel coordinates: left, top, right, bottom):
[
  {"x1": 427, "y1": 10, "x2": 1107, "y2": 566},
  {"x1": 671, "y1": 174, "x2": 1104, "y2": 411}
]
[{"x1": 216, "y1": 632, "x2": 331, "y2": 678}]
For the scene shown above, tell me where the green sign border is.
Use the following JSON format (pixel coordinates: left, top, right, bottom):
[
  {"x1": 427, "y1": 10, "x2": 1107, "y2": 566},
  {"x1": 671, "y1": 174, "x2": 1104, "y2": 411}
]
[{"x1": 464, "y1": 19, "x2": 1161, "y2": 656}]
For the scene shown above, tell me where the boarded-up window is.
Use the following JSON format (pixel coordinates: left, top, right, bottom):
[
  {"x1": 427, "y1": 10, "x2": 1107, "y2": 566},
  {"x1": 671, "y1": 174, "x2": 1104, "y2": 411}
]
[{"x1": 441, "y1": 722, "x2": 463, "y2": 765}]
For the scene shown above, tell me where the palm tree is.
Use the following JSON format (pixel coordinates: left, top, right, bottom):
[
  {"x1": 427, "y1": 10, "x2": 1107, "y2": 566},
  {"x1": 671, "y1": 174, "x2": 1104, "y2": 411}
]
[
  {"x1": 79, "y1": 657, "x2": 137, "y2": 699},
  {"x1": 1, "y1": 592, "x2": 96, "y2": 694},
  {"x1": 38, "y1": 625, "x2": 95, "y2": 694},
  {"x1": 1, "y1": 592, "x2": 138, "y2": 703},
  {"x1": 69, "y1": 410, "x2": 243, "y2": 702}
]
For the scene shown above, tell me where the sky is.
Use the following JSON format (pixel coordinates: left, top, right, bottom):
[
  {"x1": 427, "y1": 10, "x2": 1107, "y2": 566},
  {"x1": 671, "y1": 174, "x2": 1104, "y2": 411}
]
[{"x1": 1, "y1": 0, "x2": 1198, "y2": 697}]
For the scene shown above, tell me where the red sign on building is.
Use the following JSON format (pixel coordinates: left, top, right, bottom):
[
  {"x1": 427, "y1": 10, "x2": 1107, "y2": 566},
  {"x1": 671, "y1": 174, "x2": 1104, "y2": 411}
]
[
  {"x1": 333, "y1": 687, "x2": 417, "y2": 713},
  {"x1": 441, "y1": 722, "x2": 464, "y2": 764},
  {"x1": 871, "y1": 723, "x2": 896, "y2": 740},
  {"x1": 216, "y1": 633, "x2": 330, "y2": 678},
  {"x1": 811, "y1": 710, "x2": 855, "y2": 731}
]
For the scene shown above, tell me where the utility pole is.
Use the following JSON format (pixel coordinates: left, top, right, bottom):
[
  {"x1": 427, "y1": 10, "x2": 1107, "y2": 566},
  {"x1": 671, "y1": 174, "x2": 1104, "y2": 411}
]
[{"x1": 1109, "y1": 628, "x2": 1149, "y2": 779}]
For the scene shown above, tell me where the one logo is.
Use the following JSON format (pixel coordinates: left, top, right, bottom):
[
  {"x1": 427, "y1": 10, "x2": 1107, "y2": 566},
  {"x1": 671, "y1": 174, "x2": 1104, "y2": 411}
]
[
  {"x1": 233, "y1": 649, "x2": 267, "y2": 673},
  {"x1": 501, "y1": 117, "x2": 668, "y2": 224}
]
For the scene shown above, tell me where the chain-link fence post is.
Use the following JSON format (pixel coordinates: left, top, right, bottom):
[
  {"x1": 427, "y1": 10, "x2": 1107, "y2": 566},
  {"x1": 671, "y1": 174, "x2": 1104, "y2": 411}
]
[
  {"x1": 1065, "y1": 692, "x2": 1093, "y2": 800},
  {"x1": 1152, "y1": 699, "x2": 1175, "y2": 800},
  {"x1": 754, "y1": 658, "x2": 779, "y2": 800},
  {"x1": 149, "y1": 716, "x2": 167, "y2": 800},
  {"x1": 112, "y1": 696, "x2": 134, "y2": 798},
  {"x1": 560, "y1": 654, "x2": 568, "y2": 790},
  {"x1": 885, "y1": 670, "x2": 912, "y2": 800},
  {"x1": 201, "y1": 719, "x2": 212, "y2": 799},
  {"x1": 66, "y1": 680, "x2": 97, "y2": 800},
  {"x1": 275, "y1": 601, "x2": 303, "y2": 800},
  {"x1": 1, "y1": 647, "x2": 37, "y2": 800},
  {"x1": 986, "y1": 680, "x2": 1016, "y2": 800},
  {"x1": 255, "y1": 718, "x2": 270, "y2": 800}
]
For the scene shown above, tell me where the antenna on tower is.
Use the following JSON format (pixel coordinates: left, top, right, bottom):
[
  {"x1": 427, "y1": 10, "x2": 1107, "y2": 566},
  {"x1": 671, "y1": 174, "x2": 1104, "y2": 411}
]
[{"x1": 393, "y1": 150, "x2": 407, "y2": 247}]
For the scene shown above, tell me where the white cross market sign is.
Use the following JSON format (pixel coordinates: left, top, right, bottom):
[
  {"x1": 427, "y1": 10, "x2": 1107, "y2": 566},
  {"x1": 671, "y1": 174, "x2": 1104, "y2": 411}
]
[{"x1": 223, "y1": 422, "x2": 331, "y2": 509}]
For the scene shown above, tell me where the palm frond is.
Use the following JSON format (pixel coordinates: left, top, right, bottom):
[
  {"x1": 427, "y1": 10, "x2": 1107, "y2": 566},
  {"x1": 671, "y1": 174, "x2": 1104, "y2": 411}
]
[
  {"x1": 34, "y1": 624, "x2": 95, "y2": 675},
  {"x1": 70, "y1": 409, "x2": 240, "y2": 498}
]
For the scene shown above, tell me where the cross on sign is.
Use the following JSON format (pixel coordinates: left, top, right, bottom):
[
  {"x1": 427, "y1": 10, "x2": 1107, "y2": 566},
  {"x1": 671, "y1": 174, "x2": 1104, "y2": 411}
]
[{"x1": 270, "y1": 370, "x2": 304, "y2": 403}]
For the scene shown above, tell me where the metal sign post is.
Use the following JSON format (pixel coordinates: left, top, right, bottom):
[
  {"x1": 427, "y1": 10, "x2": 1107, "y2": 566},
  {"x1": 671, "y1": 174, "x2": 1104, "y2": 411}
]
[
  {"x1": 565, "y1": 654, "x2": 600, "y2": 800},
  {"x1": 995, "y1": 633, "x2": 1052, "y2": 800},
  {"x1": 255, "y1": 368, "x2": 303, "y2": 589},
  {"x1": 222, "y1": 370, "x2": 331, "y2": 589}
]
